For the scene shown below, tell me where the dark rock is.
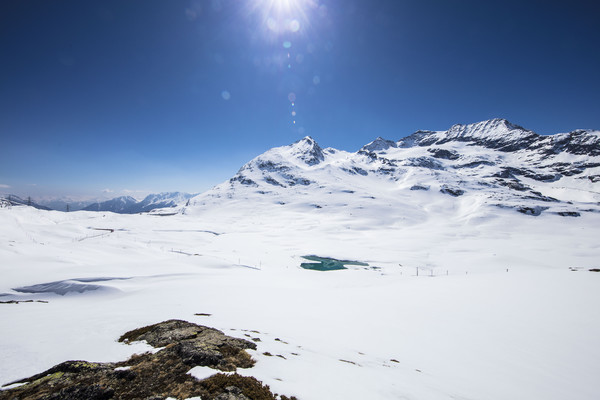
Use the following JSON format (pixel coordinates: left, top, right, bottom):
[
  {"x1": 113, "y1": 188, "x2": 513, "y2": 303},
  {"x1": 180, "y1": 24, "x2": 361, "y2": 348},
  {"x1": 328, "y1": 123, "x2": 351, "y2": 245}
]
[
  {"x1": 531, "y1": 173, "x2": 561, "y2": 182},
  {"x1": 557, "y1": 211, "x2": 581, "y2": 217},
  {"x1": 455, "y1": 160, "x2": 495, "y2": 168},
  {"x1": 0, "y1": 299, "x2": 48, "y2": 304},
  {"x1": 173, "y1": 341, "x2": 223, "y2": 367},
  {"x1": 440, "y1": 186, "x2": 465, "y2": 197},
  {"x1": 282, "y1": 174, "x2": 312, "y2": 186},
  {"x1": 493, "y1": 167, "x2": 561, "y2": 182},
  {"x1": 230, "y1": 175, "x2": 258, "y2": 186},
  {"x1": 44, "y1": 384, "x2": 115, "y2": 400},
  {"x1": 428, "y1": 148, "x2": 460, "y2": 160},
  {"x1": 586, "y1": 175, "x2": 600, "y2": 183},
  {"x1": 496, "y1": 179, "x2": 530, "y2": 191},
  {"x1": 542, "y1": 162, "x2": 600, "y2": 177},
  {"x1": 379, "y1": 157, "x2": 397, "y2": 167},
  {"x1": 264, "y1": 177, "x2": 285, "y2": 187},
  {"x1": 0, "y1": 320, "x2": 288, "y2": 400},
  {"x1": 199, "y1": 373, "x2": 280, "y2": 400},
  {"x1": 256, "y1": 161, "x2": 290, "y2": 172},
  {"x1": 214, "y1": 385, "x2": 251, "y2": 400},
  {"x1": 410, "y1": 185, "x2": 430, "y2": 191},
  {"x1": 119, "y1": 319, "x2": 201, "y2": 346},
  {"x1": 114, "y1": 369, "x2": 137, "y2": 381},
  {"x1": 407, "y1": 157, "x2": 445, "y2": 170},
  {"x1": 342, "y1": 166, "x2": 368, "y2": 176},
  {"x1": 377, "y1": 167, "x2": 396, "y2": 175},
  {"x1": 357, "y1": 149, "x2": 379, "y2": 160},
  {"x1": 517, "y1": 206, "x2": 548, "y2": 216},
  {"x1": 493, "y1": 169, "x2": 516, "y2": 179},
  {"x1": 527, "y1": 192, "x2": 559, "y2": 202}
]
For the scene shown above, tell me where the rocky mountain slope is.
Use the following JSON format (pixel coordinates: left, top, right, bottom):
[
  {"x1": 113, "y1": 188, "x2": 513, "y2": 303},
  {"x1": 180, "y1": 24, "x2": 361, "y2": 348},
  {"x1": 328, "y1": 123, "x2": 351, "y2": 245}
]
[{"x1": 185, "y1": 118, "x2": 600, "y2": 219}]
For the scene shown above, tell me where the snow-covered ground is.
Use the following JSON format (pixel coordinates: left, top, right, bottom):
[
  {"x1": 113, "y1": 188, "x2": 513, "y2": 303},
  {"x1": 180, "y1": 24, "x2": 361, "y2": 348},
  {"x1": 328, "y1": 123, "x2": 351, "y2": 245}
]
[
  {"x1": 2, "y1": 121, "x2": 599, "y2": 399},
  {"x1": 1, "y1": 202, "x2": 599, "y2": 400}
]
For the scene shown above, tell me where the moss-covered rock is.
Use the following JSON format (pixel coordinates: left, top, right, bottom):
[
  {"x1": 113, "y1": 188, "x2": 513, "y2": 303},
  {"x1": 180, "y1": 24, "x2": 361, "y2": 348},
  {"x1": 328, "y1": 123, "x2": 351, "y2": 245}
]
[{"x1": 0, "y1": 320, "x2": 295, "y2": 400}]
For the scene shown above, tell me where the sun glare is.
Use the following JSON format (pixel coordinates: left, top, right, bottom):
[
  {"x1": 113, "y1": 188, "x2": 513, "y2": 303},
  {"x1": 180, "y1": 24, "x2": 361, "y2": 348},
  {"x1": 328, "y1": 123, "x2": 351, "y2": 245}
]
[
  {"x1": 248, "y1": 0, "x2": 319, "y2": 36},
  {"x1": 245, "y1": 0, "x2": 323, "y2": 132}
]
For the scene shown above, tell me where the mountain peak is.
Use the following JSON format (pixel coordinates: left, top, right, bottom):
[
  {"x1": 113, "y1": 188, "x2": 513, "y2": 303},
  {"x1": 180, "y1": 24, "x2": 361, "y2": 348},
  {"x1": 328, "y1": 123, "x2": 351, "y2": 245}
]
[
  {"x1": 361, "y1": 137, "x2": 397, "y2": 152},
  {"x1": 298, "y1": 135, "x2": 316, "y2": 143},
  {"x1": 289, "y1": 136, "x2": 324, "y2": 166},
  {"x1": 447, "y1": 118, "x2": 528, "y2": 136},
  {"x1": 437, "y1": 118, "x2": 539, "y2": 151}
]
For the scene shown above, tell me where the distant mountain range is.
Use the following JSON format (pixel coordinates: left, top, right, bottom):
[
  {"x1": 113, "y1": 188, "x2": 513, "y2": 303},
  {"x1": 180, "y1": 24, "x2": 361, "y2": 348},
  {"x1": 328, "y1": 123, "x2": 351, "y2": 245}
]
[
  {"x1": 36, "y1": 198, "x2": 93, "y2": 212},
  {"x1": 82, "y1": 192, "x2": 196, "y2": 214},
  {"x1": 0, "y1": 195, "x2": 50, "y2": 210},
  {"x1": 1, "y1": 192, "x2": 196, "y2": 214}
]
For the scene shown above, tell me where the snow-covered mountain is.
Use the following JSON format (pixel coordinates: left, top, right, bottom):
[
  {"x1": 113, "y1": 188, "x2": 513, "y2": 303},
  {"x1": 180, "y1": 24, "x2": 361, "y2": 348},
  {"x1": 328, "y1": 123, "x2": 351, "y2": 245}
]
[
  {"x1": 133, "y1": 192, "x2": 196, "y2": 213},
  {"x1": 83, "y1": 192, "x2": 196, "y2": 214},
  {"x1": 0, "y1": 194, "x2": 51, "y2": 210},
  {"x1": 36, "y1": 198, "x2": 94, "y2": 212},
  {"x1": 83, "y1": 196, "x2": 139, "y2": 213},
  {"x1": 1, "y1": 119, "x2": 600, "y2": 400},
  {"x1": 185, "y1": 118, "x2": 599, "y2": 220}
]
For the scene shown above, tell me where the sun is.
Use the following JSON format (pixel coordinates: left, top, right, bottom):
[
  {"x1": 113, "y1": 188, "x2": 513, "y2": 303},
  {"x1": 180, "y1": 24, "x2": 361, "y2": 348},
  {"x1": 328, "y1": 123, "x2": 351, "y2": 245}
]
[
  {"x1": 270, "y1": 0, "x2": 297, "y2": 13},
  {"x1": 247, "y1": 0, "x2": 318, "y2": 36}
]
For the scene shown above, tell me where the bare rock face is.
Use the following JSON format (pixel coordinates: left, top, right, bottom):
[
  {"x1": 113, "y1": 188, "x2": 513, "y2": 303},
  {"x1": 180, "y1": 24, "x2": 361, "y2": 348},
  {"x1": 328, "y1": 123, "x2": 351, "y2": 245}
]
[
  {"x1": 119, "y1": 320, "x2": 256, "y2": 372},
  {"x1": 0, "y1": 320, "x2": 296, "y2": 400}
]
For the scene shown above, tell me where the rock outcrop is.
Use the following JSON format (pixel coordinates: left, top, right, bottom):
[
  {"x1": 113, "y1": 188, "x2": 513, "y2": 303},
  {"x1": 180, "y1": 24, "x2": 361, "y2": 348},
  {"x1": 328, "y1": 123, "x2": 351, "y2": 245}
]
[{"x1": 0, "y1": 320, "x2": 297, "y2": 400}]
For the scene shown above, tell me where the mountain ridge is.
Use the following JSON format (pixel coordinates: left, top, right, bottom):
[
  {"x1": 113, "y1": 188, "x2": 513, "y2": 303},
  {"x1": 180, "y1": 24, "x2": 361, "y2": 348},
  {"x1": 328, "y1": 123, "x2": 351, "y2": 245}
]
[
  {"x1": 398, "y1": 118, "x2": 600, "y2": 156},
  {"x1": 1, "y1": 192, "x2": 197, "y2": 214},
  {"x1": 185, "y1": 118, "x2": 599, "y2": 219},
  {"x1": 84, "y1": 192, "x2": 196, "y2": 214}
]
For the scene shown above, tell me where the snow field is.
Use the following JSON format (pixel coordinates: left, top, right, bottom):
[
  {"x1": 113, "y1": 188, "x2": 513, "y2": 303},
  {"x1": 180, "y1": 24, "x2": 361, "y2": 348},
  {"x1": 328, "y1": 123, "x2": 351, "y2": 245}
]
[{"x1": 1, "y1": 205, "x2": 600, "y2": 399}]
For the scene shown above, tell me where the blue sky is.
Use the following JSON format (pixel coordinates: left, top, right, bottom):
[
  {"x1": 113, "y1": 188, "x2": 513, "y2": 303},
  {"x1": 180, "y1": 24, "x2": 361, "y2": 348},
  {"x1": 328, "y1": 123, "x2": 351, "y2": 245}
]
[{"x1": 1, "y1": 0, "x2": 599, "y2": 200}]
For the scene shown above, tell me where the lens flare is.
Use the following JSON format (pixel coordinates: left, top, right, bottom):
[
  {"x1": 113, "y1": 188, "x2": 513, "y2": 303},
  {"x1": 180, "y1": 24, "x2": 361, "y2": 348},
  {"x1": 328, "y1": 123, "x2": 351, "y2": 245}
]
[
  {"x1": 248, "y1": 0, "x2": 318, "y2": 37},
  {"x1": 288, "y1": 19, "x2": 300, "y2": 32},
  {"x1": 246, "y1": 0, "x2": 320, "y2": 132}
]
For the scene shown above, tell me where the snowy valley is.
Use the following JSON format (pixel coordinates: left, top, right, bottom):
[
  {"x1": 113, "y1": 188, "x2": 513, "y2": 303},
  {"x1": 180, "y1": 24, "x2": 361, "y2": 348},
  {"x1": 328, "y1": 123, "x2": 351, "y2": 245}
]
[{"x1": 1, "y1": 119, "x2": 599, "y2": 400}]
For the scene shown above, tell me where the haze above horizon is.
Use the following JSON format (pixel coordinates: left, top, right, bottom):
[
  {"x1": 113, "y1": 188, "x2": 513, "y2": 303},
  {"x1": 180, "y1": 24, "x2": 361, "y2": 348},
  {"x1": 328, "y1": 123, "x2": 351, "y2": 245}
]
[{"x1": 2, "y1": 0, "x2": 599, "y2": 200}]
